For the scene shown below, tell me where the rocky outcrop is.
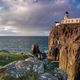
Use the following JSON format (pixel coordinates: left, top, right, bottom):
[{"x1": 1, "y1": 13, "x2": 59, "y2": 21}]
[
  {"x1": 0, "y1": 57, "x2": 67, "y2": 80},
  {"x1": 30, "y1": 44, "x2": 46, "y2": 60},
  {"x1": 30, "y1": 44, "x2": 40, "y2": 55},
  {"x1": 48, "y1": 24, "x2": 80, "y2": 80},
  {"x1": 0, "y1": 57, "x2": 44, "y2": 78},
  {"x1": 39, "y1": 68, "x2": 67, "y2": 80}
]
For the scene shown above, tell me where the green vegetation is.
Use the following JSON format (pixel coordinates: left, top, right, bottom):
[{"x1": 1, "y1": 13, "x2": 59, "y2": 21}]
[
  {"x1": 64, "y1": 24, "x2": 70, "y2": 29},
  {"x1": 0, "y1": 52, "x2": 28, "y2": 66}
]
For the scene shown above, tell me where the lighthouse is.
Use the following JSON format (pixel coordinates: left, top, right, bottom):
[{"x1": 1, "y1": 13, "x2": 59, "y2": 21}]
[
  {"x1": 64, "y1": 11, "x2": 69, "y2": 20},
  {"x1": 61, "y1": 11, "x2": 80, "y2": 24}
]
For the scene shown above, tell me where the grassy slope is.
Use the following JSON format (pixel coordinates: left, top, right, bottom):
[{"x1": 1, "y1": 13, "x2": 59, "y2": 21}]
[{"x1": 0, "y1": 52, "x2": 28, "y2": 66}]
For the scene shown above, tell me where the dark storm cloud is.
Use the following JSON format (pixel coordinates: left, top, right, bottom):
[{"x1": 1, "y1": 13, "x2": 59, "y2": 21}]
[{"x1": 0, "y1": 0, "x2": 80, "y2": 36}]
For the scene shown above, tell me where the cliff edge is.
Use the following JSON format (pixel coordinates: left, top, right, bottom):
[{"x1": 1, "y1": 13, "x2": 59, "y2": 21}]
[{"x1": 48, "y1": 24, "x2": 80, "y2": 80}]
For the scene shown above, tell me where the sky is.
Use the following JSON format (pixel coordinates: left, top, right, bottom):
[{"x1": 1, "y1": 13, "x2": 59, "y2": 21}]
[{"x1": 0, "y1": 0, "x2": 80, "y2": 36}]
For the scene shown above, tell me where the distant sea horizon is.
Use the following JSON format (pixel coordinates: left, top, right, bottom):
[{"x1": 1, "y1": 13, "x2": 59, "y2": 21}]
[{"x1": 0, "y1": 36, "x2": 48, "y2": 53}]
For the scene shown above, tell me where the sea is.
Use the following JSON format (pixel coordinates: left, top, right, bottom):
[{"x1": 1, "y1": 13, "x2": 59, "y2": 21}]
[{"x1": 0, "y1": 36, "x2": 48, "y2": 53}]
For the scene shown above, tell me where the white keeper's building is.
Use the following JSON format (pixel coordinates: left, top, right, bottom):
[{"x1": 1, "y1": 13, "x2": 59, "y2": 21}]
[{"x1": 56, "y1": 11, "x2": 80, "y2": 26}]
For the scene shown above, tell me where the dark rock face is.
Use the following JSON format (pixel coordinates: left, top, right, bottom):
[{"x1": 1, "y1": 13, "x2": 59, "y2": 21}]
[
  {"x1": 30, "y1": 44, "x2": 40, "y2": 55},
  {"x1": 30, "y1": 44, "x2": 46, "y2": 60},
  {"x1": 48, "y1": 24, "x2": 80, "y2": 80}
]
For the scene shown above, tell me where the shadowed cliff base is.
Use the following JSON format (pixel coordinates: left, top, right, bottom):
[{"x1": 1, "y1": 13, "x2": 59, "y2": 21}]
[{"x1": 48, "y1": 24, "x2": 80, "y2": 80}]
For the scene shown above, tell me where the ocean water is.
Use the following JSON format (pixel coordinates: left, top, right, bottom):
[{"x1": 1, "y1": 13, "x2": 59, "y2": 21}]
[{"x1": 0, "y1": 36, "x2": 48, "y2": 53}]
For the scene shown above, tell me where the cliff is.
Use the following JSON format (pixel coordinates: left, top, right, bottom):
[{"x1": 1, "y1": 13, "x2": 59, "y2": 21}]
[{"x1": 48, "y1": 24, "x2": 80, "y2": 80}]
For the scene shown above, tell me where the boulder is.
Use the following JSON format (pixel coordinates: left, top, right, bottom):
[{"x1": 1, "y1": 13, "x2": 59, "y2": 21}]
[
  {"x1": 39, "y1": 68, "x2": 68, "y2": 80},
  {"x1": 39, "y1": 73, "x2": 58, "y2": 80},
  {"x1": 33, "y1": 61, "x2": 44, "y2": 74},
  {"x1": 30, "y1": 44, "x2": 40, "y2": 55},
  {"x1": 53, "y1": 68, "x2": 67, "y2": 80},
  {"x1": 30, "y1": 44, "x2": 46, "y2": 60}
]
